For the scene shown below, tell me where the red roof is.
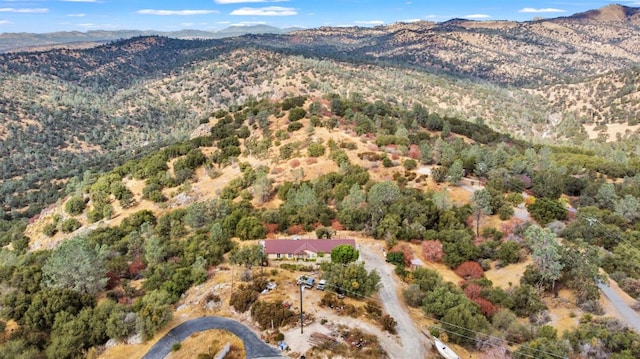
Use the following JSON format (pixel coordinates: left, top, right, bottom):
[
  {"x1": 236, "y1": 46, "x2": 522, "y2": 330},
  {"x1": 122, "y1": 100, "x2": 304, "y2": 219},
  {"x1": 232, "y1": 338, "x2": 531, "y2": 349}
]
[{"x1": 263, "y1": 239, "x2": 355, "y2": 255}]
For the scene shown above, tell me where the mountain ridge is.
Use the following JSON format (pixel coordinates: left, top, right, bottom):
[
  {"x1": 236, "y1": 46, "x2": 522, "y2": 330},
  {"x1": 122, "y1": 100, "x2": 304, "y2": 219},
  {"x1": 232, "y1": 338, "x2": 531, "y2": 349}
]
[{"x1": 0, "y1": 25, "x2": 299, "y2": 53}]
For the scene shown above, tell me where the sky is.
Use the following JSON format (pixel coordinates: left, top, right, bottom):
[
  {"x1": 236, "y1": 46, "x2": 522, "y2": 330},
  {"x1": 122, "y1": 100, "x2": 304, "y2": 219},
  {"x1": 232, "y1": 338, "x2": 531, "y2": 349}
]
[{"x1": 0, "y1": 0, "x2": 639, "y2": 34}]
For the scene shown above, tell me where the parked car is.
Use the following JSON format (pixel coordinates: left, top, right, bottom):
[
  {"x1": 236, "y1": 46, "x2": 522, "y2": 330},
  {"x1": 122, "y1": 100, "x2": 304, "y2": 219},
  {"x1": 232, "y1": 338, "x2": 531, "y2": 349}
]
[
  {"x1": 317, "y1": 279, "x2": 326, "y2": 290},
  {"x1": 304, "y1": 277, "x2": 315, "y2": 289}
]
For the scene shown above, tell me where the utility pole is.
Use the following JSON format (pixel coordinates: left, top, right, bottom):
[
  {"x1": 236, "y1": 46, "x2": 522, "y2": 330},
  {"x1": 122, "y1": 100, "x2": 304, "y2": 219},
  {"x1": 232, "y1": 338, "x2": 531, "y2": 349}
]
[{"x1": 299, "y1": 283, "x2": 304, "y2": 334}]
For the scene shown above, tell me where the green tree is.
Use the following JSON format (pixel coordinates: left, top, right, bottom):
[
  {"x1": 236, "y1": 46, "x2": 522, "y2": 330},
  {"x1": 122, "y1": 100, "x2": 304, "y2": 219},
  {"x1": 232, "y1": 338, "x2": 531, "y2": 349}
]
[
  {"x1": 471, "y1": 189, "x2": 493, "y2": 237},
  {"x1": 527, "y1": 198, "x2": 567, "y2": 226},
  {"x1": 23, "y1": 288, "x2": 94, "y2": 332},
  {"x1": 525, "y1": 226, "x2": 563, "y2": 296},
  {"x1": 252, "y1": 173, "x2": 272, "y2": 205},
  {"x1": 511, "y1": 284, "x2": 546, "y2": 317},
  {"x1": 134, "y1": 289, "x2": 174, "y2": 340},
  {"x1": 497, "y1": 241, "x2": 521, "y2": 265},
  {"x1": 321, "y1": 262, "x2": 380, "y2": 298},
  {"x1": 235, "y1": 216, "x2": 266, "y2": 241},
  {"x1": 614, "y1": 195, "x2": 640, "y2": 223},
  {"x1": 442, "y1": 302, "x2": 489, "y2": 345},
  {"x1": 42, "y1": 236, "x2": 108, "y2": 295},
  {"x1": 447, "y1": 159, "x2": 464, "y2": 184},
  {"x1": 229, "y1": 244, "x2": 263, "y2": 268},
  {"x1": 596, "y1": 183, "x2": 619, "y2": 211},
  {"x1": 64, "y1": 196, "x2": 85, "y2": 216},
  {"x1": 331, "y1": 244, "x2": 359, "y2": 264}
]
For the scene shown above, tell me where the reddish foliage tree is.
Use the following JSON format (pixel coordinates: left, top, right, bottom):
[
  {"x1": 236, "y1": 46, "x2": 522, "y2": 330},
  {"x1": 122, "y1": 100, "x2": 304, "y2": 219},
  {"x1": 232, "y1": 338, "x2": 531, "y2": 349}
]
[
  {"x1": 473, "y1": 297, "x2": 499, "y2": 317},
  {"x1": 407, "y1": 144, "x2": 421, "y2": 160},
  {"x1": 287, "y1": 224, "x2": 304, "y2": 235},
  {"x1": 368, "y1": 143, "x2": 379, "y2": 151},
  {"x1": 128, "y1": 256, "x2": 146, "y2": 278},
  {"x1": 454, "y1": 261, "x2": 484, "y2": 280},
  {"x1": 391, "y1": 153, "x2": 400, "y2": 160},
  {"x1": 306, "y1": 158, "x2": 318, "y2": 165},
  {"x1": 421, "y1": 240, "x2": 444, "y2": 262},
  {"x1": 331, "y1": 220, "x2": 344, "y2": 231},
  {"x1": 391, "y1": 243, "x2": 414, "y2": 267},
  {"x1": 463, "y1": 283, "x2": 482, "y2": 300},
  {"x1": 106, "y1": 271, "x2": 120, "y2": 290},
  {"x1": 264, "y1": 223, "x2": 279, "y2": 234},
  {"x1": 501, "y1": 218, "x2": 527, "y2": 244},
  {"x1": 290, "y1": 159, "x2": 300, "y2": 168}
]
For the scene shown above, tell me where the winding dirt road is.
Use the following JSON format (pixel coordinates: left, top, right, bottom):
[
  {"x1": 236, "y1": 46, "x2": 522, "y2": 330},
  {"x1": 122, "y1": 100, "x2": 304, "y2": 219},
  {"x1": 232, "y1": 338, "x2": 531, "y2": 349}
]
[{"x1": 359, "y1": 242, "x2": 431, "y2": 359}]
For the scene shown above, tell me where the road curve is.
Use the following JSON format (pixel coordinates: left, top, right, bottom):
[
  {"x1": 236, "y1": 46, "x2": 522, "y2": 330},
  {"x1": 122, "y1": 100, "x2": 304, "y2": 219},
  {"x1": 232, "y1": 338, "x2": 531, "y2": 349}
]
[
  {"x1": 598, "y1": 280, "x2": 640, "y2": 333},
  {"x1": 359, "y1": 242, "x2": 429, "y2": 359},
  {"x1": 142, "y1": 316, "x2": 284, "y2": 359}
]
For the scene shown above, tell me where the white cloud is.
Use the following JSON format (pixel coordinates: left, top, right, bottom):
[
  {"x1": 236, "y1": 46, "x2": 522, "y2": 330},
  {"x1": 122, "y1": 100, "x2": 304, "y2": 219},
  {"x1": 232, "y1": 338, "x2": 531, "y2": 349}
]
[
  {"x1": 230, "y1": 6, "x2": 296, "y2": 16},
  {"x1": 355, "y1": 20, "x2": 384, "y2": 25},
  {"x1": 519, "y1": 8, "x2": 566, "y2": 13},
  {"x1": 61, "y1": 0, "x2": 98, "y2": 3},
  {"x1": 217, "y1": 20, "x2": 231, "y2": 24},
  {"x1": 230, "y1": 21, "x2": 267, "y2": 26},
  {"x1": 463, "y1": 14, "x2": 491, "y2": 19},
  {"x1": 0, "y1": 20, "x2": 11, "y2": 25},
  {"x1": 401, "y1": 18, "x2": 422, "y2": 23},
  {"x1": 67, "y1": 13, "x2": 86, "y2": 17},
  {"x1": 137, "y1": 9, "x2": 219, "y2": 16},
  {"x1": 215, "y1": 0, "x2": 289, "y2": 3},
  {"x1": 0, "y1": 7, "x2": 49, "y2": 13}
]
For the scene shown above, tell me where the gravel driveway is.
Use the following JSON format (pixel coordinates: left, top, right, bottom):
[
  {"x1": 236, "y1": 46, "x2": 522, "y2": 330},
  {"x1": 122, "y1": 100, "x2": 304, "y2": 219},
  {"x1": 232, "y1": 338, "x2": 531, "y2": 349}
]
[
  {"x1": 359, "y1": 242, "x2": 430, "y2": 359},
  {"x1": 598, "y1": 279, "x2": 640, "y2": 333}
]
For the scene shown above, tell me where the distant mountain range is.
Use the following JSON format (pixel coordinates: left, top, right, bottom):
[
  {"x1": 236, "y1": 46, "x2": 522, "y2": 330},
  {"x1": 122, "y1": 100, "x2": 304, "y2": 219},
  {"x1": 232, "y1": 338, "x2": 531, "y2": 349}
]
[
  {"x1": 0, "y1": 25, "x2": 301, "y2": 53},
  {"x1": 2, "y1": 4, "x2": 640, "y2": 218}
]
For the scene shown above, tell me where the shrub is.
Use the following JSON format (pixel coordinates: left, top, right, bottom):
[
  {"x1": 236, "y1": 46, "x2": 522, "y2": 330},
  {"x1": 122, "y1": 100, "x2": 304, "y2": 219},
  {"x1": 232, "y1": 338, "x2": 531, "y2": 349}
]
[
  {"x1": 42, "y1": 223, "x2": 58, "y2": 237},
  {"x1": 498, "y1": 205, "x2": 514, "y2": 220},
  {"x1": 171, "y1": 343, "x2": 181, "y2": 351},
  {"x1": 65, "y1": 196, "x2": 86, "y2": 216},
  {"x1": 403, "y1": 284, "x2": 425, "y2": 307},
  {"x1": 386, "y1": 252, "x2": 404, "y2": 266},
  {"x1": 422, "y1": 240, "x2": 444, "y2": 262},
  {"x1": 229, "y1": 286, "x2": 259, "y2": 313},
  {"x1": 391, "y1": 243, "x2": 414, "y2": 267},
  {"x1": 403, "y1": 159, "x2": 417, "y2": 170},
  {"x1": 380, "y1": 314, "x2": 397, "y2": 334},
  {"x1": 288, "y1": 107, "x2": 306, "y2": 121},
  {"x1": 251, "y1": 300, "x2": 296, "y2": 329},
  {"x1": 287, "y1": 122, "x2": 303, "y2": 132},
  {"x1": 454, "y1": 261, "x2": 484, "y2": 280},
  {"x1": 496, "y1": 241, "x2": 521, "y2": 265},
  {"x1": 308, "y1": 143, "x2": 326, "y2": 157},
  {"x1": 365, "y1": 300, "x2": 382, "y2": 318},
  {"x1": 61, "y1": 218, "x2": 81, "y2": 233}
]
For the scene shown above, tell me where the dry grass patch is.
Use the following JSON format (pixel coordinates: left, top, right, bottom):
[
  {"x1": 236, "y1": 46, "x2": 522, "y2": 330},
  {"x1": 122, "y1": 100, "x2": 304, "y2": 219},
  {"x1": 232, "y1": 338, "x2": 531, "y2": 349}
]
[{"x1": 165, "y1": 330, "x2": 245, "y2": 359}]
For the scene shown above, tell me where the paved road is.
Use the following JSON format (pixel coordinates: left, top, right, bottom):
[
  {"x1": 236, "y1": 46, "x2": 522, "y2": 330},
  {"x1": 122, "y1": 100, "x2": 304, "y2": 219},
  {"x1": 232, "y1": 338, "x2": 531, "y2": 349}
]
[
  {"x1": 360, "y1": 243, "x2": 430, "y2": 359},
  {"x1": 598, "y1": 279, "x2": 640, "y2": 333},
  {"x1": 142, "y1": 316, "x2": 284, "y2": 359}
]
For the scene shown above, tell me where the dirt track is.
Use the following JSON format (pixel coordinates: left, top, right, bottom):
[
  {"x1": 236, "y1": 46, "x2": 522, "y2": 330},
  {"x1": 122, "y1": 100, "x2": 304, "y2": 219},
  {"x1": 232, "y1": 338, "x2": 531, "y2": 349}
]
[{"x1": 359, "y1": 242, "x2": 431, "y2": 359}]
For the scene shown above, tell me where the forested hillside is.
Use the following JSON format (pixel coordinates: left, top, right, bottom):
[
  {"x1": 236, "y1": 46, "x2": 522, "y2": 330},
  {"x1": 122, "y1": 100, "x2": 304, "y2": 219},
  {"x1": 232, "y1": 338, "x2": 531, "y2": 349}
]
[{"x1": 1, "y1": 93, "x2": 640, "y2": 358}]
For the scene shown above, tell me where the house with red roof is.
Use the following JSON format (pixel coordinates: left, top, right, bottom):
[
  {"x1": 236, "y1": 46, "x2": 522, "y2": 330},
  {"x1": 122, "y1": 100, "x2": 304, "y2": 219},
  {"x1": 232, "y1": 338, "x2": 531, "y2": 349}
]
[{"x1": 262, "y1": 238, "x2": 357, "y2": 263}]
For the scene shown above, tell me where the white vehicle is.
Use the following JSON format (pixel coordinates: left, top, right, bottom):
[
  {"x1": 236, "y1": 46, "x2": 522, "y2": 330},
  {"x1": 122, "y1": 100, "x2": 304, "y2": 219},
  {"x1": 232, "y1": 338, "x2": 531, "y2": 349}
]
[{"x1": 317, "y1": 279, "x2": 326, "y2": 290}]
